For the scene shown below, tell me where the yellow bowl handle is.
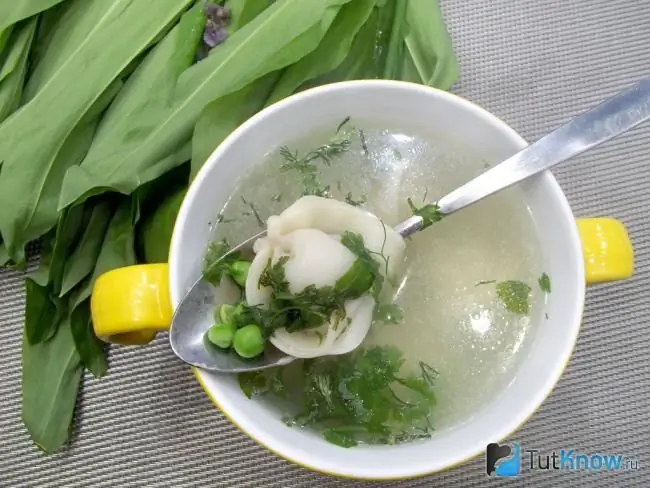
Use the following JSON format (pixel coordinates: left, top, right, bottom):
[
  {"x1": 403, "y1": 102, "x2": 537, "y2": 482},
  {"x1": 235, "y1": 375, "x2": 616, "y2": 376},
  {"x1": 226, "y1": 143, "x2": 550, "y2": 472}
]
[
  {"x1": 577, "y1": 218, "x2": 634, "y2": 284},
  {"x1": 91, "y1": 264, "x2": 173, "y2": 345}
]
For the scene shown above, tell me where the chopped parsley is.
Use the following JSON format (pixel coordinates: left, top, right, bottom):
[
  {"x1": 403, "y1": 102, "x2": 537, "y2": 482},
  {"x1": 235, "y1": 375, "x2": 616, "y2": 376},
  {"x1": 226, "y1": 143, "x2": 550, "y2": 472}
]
[
  {"x1": 407, "y1": 198, "x2": 444, "y2": 229},
  {"x1": 496, "y1": 280, "x2": 532, "y2": 315},
  {"x1": 203, "y1": 240, "x2": 244, "y2": 286},
  {"x1": 240, "y1": 346, "x2": 437, "y2": 447},
  {"x1": 538, "y1": 273, "x2": 551, "y2": 293}
]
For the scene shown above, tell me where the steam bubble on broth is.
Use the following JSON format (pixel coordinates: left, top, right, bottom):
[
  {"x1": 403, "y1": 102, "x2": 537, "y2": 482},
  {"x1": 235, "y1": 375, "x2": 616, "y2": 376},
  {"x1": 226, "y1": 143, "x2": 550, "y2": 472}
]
[{"x1": 245, "y1": 196, "x2": 406, "y2": 358}]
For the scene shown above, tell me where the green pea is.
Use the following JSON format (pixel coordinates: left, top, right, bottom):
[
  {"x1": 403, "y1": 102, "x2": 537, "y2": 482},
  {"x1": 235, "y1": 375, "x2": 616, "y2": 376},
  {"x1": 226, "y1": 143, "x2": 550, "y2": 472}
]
[
  {"x1": 233, "y1": 324, "x2": 265, "y2": 358},
  {"x1": 206, "y1": 322, "x2": 237, "y2": 349},
  {"x1": 217, "y1": 304, "x2": 236, "y2": 324},
  {"x1": 229, "y1": 260, "x2": 252, "y2": 287}
]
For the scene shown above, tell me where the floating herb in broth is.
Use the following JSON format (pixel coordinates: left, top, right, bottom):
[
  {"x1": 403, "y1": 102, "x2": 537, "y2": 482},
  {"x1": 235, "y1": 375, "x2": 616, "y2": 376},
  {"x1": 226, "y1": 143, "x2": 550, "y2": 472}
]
[{"x1": 206, "y1": 118, "x2": 543, "y2": 444}]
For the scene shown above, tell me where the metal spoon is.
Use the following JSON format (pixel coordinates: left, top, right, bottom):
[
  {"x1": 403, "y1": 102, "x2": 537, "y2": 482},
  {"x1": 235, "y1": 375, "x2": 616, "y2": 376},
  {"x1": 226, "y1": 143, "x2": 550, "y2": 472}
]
[{"x1": 170, "y1": 78, "x2": 650, "y2": 373}]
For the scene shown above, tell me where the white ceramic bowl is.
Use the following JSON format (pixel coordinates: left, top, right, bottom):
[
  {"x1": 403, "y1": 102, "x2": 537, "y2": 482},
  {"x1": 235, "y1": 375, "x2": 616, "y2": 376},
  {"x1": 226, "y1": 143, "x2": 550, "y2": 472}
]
[{"x1": 169, "y1": 81, "x2": 584, "y2": 479}]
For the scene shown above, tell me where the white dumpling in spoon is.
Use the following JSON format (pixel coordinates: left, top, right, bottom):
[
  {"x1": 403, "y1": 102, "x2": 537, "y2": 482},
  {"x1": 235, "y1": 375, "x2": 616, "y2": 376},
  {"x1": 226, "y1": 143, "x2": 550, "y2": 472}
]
[{"x1": 245, "y1": 196, "x2": 406, "y2": 358}]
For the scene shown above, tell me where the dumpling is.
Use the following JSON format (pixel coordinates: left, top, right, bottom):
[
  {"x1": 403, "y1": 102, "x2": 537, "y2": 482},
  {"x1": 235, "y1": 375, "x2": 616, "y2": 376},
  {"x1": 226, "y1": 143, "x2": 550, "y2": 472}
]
[{"x1": 245, "y1": 196, "x2": 406, "y2": 358}]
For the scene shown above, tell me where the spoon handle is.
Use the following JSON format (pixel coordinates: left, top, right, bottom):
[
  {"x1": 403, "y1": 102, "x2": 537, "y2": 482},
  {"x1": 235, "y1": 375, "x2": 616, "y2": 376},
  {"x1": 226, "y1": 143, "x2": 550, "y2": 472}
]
[
  {"x1": 436, "y1": 78, "x2": 650, "y2": 216},
  {"x1": 395, "y1": 78, "x2": 650, "y2": 237}
]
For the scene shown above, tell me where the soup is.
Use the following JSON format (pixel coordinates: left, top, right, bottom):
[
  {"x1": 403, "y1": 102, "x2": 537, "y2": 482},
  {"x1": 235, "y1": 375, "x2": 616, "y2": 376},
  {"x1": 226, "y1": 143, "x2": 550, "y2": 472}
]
[{"x1": 202, "y1": 119, "x2": 546, "y2": 446}]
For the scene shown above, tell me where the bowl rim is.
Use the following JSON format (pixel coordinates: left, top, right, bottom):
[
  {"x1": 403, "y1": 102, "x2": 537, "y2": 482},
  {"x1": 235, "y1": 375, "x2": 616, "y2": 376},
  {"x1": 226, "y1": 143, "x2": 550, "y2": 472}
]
[{"x1": 169, "y1": 79, "x2": 585, "y2": 480}]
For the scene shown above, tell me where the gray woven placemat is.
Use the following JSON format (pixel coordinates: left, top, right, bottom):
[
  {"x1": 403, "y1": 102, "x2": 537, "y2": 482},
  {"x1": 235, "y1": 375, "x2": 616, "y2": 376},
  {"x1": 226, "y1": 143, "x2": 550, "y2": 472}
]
[{"x1": 1, "y1": 0, "x2": 649, "y2": 486}]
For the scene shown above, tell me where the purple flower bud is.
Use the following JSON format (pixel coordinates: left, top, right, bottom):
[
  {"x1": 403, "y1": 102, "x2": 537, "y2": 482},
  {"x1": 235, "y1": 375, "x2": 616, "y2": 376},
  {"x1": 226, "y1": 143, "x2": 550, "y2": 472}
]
[{"x1": 203, "y1": 21, "x2": 228, "y2": 48}]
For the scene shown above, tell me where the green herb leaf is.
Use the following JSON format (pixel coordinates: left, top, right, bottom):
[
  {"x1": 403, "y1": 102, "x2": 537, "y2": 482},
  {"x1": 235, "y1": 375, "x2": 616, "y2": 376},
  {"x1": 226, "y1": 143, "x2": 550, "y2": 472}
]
[
  {"x1": 382, "y1": 0, "x2": 408, "y2": 79},
  {"x1": 22, "y1": 316, "x2": 83, "y2": 454},
  {"x1": 334, "y1": 257, "x2": 375, "y2": 298},
  {"x1": 137, "y1": 188, "x2": 187, "y2": 264},
  {"x1": 238, "y1": 371, "x2": 270, "y2": 399},
  {"x1": 407, "y1": 198, "x2": 444, "y2": 230},
  {"x1": 226, "y1": 0, "x2": 274, "y2": 32},
  {"x1": 266, "y1": 0, "x2": 376, "y2": 104},
  {"x1": 59, "y1": 200, "x2": 114, "y2": 297},
  {"x1": 25, "y1": 278, "x2": 62, "y2": 345},
  {"x1": 496, "y1": 280, "x2": 532, "y2": 315},
  {"x1": 323, "y1": 428, "x2": 358, "y2": 448},
  {"x1": 403, "y1": 0, "x2": 460, "y2": 89},
  {"x1": 345, "y1": 192, "x2": 367, "y2": 207},
  {"x1": 191, "y1": 74, "x2": 280, "y2": 179},
  {"x1": 57, "y1": 0, "x2": 353, "y2": 211},
  {"x1": 0, "y1": 20, "x2": 36, "y2": 124},
  {"x1": 538, "y1": 272, "x2": 551, "y2": 293},
  {"x1": 69, "y1": 198, "x2": 139, "y2": 310},
  {"x1": 70, "y1": 300, "x2": 107, "y2": 379},
  {"x1": 203, "y1": 240, "x2": 245, "y2": 287},
  {"x1": 0, "y1": 0, "x2": 69, "y2": 31},
  {"x1": 260, "y1": 347, "x2": 438, "y2": 446}
]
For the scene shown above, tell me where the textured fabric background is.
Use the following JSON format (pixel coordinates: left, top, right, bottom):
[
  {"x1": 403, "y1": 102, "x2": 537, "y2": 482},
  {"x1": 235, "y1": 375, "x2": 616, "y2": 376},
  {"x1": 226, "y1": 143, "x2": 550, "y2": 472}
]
[{"x1": 1, "y1": 0, "x2": 649, "y2": 486}]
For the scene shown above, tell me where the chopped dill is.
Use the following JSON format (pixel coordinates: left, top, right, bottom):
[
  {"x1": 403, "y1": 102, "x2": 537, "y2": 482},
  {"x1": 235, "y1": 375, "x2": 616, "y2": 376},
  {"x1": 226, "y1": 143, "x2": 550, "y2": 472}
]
[
  {"x1": 271, "y1": 193, "x2": 283, "y2": 203},
  {"x1": 359, "y1": 129, "x2": 369, "y2": 156},
  {"x1": 538, "y1": 273, "x2": 551, "y2": 293},
  {"x1": 241, "y1": 196, "x2": 264, "y2": 227},
  {"x1": 336, "y1": 116, "x2": 351, "y2": 133},
  {"x1": 475, "y1": 279, "x2": 496, "y2": 286},
  {"x1": 344, "y1": 192, "x2": 367, "y2": 207},
  {"x1": 216, "y1": 211, "x2": 235, "y2": 224}
]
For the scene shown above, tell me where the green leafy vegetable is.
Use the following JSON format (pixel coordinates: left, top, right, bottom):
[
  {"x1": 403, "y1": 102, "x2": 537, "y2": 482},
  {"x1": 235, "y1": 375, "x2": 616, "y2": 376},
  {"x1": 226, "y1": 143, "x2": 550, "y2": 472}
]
[
  {"x1": 340, "y1": 231, "x2": 386, "y2": 301},
  {"x1": 0, "y1": 19, "x2": 36, "y2": 123},
  {"x1": 191, "y1": 73, "x2": 279, "y2": 179},
  {"x1": 404, "y1": 0, "x2": 460, "y2": 89},
  {"x1": 345, "y1": 193, "x2": 367, "y2": 207},
  {"x1": 57, "y1": 0, "x2": 353, "y2": 210},
  {"x1": 0, "y1": 0, "x2": 70, "y2": 31},
  {"x1": 137, "y1": 187, "x2": 187, "y2": 263},
  {"x1": 25, "y1": 275, "x2": 61, "y2": 345},
  {"x1": 0, "y1": 0, "x2": 192, "y2": 263},
  {"x1": 22, "y1": 316, "x2": 83, "y2": 454},
  {"x1": 496, "y1": 280, "x2": 532, "y2": 315},
  {"x1": 202, "y1": 240, "x2": 252, "y2": 287},
  {"x1": 266, "y1": 0, "x2": 376, "y2": 104},
  {"x1": 407, "y1": 198, "x2": 444, "y2": 229},
  {"x1": 70, "y1": 299, "x2": 107, "y2": 379},
  {"x1": 59, "y1": 200, "x2": 114, "y2": 297},
  {"x1": 382, "y1": 0, "x2": 408, "y2": 79},
  {"x1": 226, "y1": 0, "x2": 274, "y2": 31},
  {"x1": 538, "y1": 272, "x2": 551, "y2": 293}
]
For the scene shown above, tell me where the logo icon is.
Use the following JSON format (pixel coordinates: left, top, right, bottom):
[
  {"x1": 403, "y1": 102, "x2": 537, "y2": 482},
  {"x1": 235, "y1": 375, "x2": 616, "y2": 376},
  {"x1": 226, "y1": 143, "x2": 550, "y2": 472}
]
[{"x1": 486, "y1": 442, "x2": 521, "y2": 477}]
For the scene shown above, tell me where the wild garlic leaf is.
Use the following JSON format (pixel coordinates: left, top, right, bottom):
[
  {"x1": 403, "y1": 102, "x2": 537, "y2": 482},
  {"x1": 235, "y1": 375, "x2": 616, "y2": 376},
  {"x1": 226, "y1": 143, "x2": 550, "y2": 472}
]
[
  {"x1": 0, "y1": 0, "x2": 69, "y2": 31},
  {"x1": 25, "y1": 277, "x2": 62, "y2": 346},
  {"x1": 58, "y1": 0, "x2": 353, "y2": 211},
  {"x1": 69, "y1": 198, "x2": 139, "y2": 310},
  {"x1": 226, "y1": 0, "x2": 274, "y2": 31},
  {"x1": 265, "y1": 0, "x2": 376, "y2": 104},
  {"x1": 69, "y1": 299, "x2": 107, "y2": 379},
  {"x1": 404, "y1": 0, "x2": 460, "y2": 89},
  {"x1": 382, "y1": 0, "x2": 408, "y2": 79},
  {"x1": 0, "y1": 19, "x2": 36, "y2": 123},
  {"x1": 137, "y1": 187, "x2": 187, "y2": 264},
  {"x1": 0, "y1": 0, "x2": 193, "y2": 263},
  {"x1": 538, "y1": 273, "x2": 551, "y2": 293},
  {"x1": 496, "y1": 280, "x2": 532, "y2": 315},
  {"x1": 22, "y1": 316, "x2": 83, "y2": 454},
  {"x1": 59, "y1": 199, "x2": 114, "y2": 297},
  {"x1": 191, "y1": 74, "x2": 279, "y2": 179}
]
